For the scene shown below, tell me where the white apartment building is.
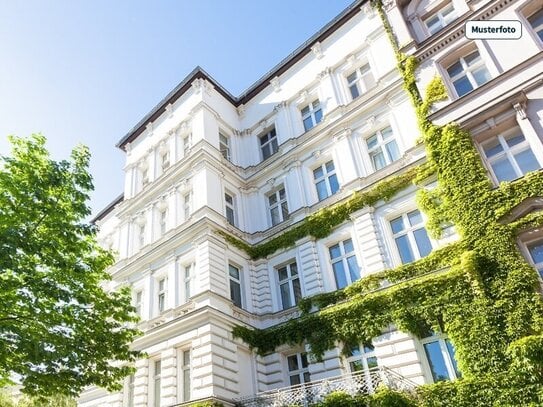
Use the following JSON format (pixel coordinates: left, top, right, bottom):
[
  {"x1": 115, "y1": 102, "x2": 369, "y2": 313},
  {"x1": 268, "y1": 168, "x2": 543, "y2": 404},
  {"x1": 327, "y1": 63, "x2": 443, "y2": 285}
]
[{"x1": 80, "y1": 0, "x2": 543, "y2": 405}]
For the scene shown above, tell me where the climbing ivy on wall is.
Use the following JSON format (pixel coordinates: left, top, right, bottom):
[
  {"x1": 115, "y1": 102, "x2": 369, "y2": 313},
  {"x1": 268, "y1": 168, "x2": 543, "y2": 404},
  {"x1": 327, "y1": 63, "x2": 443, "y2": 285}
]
[{"x1": 228, "y1": 1, "x2": 543, "y2": 405}]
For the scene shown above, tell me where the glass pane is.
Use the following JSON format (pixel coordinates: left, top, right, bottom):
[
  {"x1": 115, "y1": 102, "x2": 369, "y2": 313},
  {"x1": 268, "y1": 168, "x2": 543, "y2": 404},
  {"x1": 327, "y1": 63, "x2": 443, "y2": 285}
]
[
  {"x1": 350, "y1": 359, "x2": 364, "y2": 372},
  {"x1": 329, "y1": 174, "x2": 340, "y2": 195},
  {"x1": 287, "y1": 355, "x2": 299, "y2": 371},
  {"x1": 371, "y1": 150, "x2": 386, "y2": 170},
  {"x1": 528, "y1": 241, "x2": 543, "y2": 264},
  {"x1": 301, "y1": 106, "x2": 310, "y2": 116},
  {"x1": 183, "y1": 369, "x2": 190, "y2": 401},
  {"x1": 301, "y1": 353, "x2": 309, "y2": 368},
  {"x1": 363, "y1": 344, "x2": 375, "y2": 353},
  {"x1": 289, "y1": 375, "x2": 301, "y2": 386},
  {"x1": 350, "y1": 84, "x2": 360, "y2": 100},
  {"x1": 333, "y1": 262, "x2": 348, "y2": 289},
  {"x1": 282, "y1": 202, "x2": 289, "y2": 221},
  {"x1": 395, "y1": 235, "x2": 415, "y2": 264},
  {"x1": 414, "y1": 228, "x2": 433, "y2": 258},
  {"x1": 366, "y1": 134, "x2": 378, "y2": 149},
  {"x1": 347, "y1": 72, "x2": 358, "y2": 83},
  {"x1": 472, "y1": 67, "x2": 491, "y2": 86},
  {"x1": 483, "y1": 139, "x2": 503, "y2": 158},
  {"x1": 445, "y1": 339, "x2": 461, "y2": 378},
  {"x1": 453, "y1": 76, "x2": 473, "y2": 97},
  {"x1": 225, "y1": 193, "x2": 233, "y2": 204},
  {"x1": 343, "y1": 239, "x2": 354, "y2": 253},
  {"x1": 316, "y1": 180, "x2": 328, "y2": 201},
  {"x1": 280, "y1": 283, "x2": 292, "y2": 309},
  {"x1": 347, "y1": 344, "x2": 361, "y2": 357},
  {"x1": 262, "y1": 145, "x2": 271, "y2": 160},
  {"x1": 279, "y1": 188, "x2": 286, "y2": 200},
  {"x1": 290, "y1": 263, "x2": 298, "y2": 276},
  {"x1": 230, "y1": 281, "x2": 242, "y2": 307},
  {"x1": 407, "y1": 210, "x2": 422, "y2": 226},
  {"x1": 271, "y1": 207, "x2": 280, "y2": 226},
  {"x1": 303, "y1": 117, "x2": 313, "y2": 131},
  {"x1": 278, "y1": 266, "x2": 288, "y2": 281},
  {"x1": 183, "y1": 350, "x2": 190, "y2": 366},
  {"x1": 386, "y1": 140, "x2": 400, "y2": 162},
  {"x1": 312, "y1": 100, "x2": 320, "y2": 110},
  {"x1": 491, "y1": 158, "x2": 517, "y2": 182},
  {"x1": 390, "y1": 217, "x2": 405, "y2": 234},
  {"x1": 292, "y1": 278, "x2": 302, "y2": 304},
  {"x1": 464, "y1": 51, "x2": 480, "y2": 66},
  {"x1": 447, "y1": 61, "x2": 463, "y2": 77},
  {"x1": 260, "y1": 133, "x2": 269, "y2": 145},
  {"x1": 314, "y1": 108, "x2": 323, "y2": 124},
  {"x1": 313, "y1": 166, "x2": 324, "y2": 179},
  {"x1": 268, "y1": 193, "x2": 277, "y2": 205},
  {"x1": 347, "y1": 255, "x2": 360, "y2": 282},
  {"x1": 424, "y1": 341, "x2": 451, "y2": 382},
  {"x1": 505, "y1": 133, "x2": 525, "y2": 147},
  {"x1": 366, "y1": 356, "x2": 378, "y2": 369},
  {"x1": 426, "y1": 15, "x2": 440, "y2": 30},
  {"x1": 325, "y1": 161, "x2": 335, "y2": 172},
  {"x1": 229, "y1": 265, "x2": 240, "y2": 279},
  {"x1": 515, "y1": 149, "x2": 540, "y2": 174},
  {"x1": 271, "y1": 138, "x2": 278, "y2": 154},
  {"x1": 303, "y1": 372, "x2": 311, "y2": 383}
]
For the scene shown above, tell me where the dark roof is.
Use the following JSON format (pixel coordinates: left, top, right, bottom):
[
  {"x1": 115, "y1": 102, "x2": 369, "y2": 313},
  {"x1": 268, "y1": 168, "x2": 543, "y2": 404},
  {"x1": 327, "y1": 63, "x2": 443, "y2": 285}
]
[
  {"x1": 91, "y1": 193, "x2": 124, "y2": 224},
  {"x1": 117, "y1": 0, "x2": 365, "y2": 150}
]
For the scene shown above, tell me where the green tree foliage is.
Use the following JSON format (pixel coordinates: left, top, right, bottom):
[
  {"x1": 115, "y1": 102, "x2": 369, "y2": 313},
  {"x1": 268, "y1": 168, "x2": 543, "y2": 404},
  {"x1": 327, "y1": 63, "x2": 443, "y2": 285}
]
[{"x1": 0, "y1": 135, "x2": 141, "y2": 397}]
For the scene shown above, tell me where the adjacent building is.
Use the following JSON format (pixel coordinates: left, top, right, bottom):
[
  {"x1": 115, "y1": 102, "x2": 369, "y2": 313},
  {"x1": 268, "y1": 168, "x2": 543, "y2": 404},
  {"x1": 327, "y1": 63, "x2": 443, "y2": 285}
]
[{"x1": 79, "y1": 0, "x2": 543, "y2": 405}]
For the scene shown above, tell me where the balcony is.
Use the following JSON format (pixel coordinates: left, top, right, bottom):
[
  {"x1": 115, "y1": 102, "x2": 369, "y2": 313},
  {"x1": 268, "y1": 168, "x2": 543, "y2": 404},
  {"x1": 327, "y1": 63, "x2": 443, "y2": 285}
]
[{"x1": 235, "y1": 367, "x2": 417, "y2": 407}]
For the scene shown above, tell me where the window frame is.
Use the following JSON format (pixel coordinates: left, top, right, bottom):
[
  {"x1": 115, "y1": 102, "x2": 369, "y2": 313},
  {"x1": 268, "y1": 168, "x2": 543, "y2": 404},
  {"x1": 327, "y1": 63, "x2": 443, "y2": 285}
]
[
  {"x1": 423, "y1": 3, "x2": 457, "y2": 35},
  {"x1": 365, "y1": 126, "x2": 401, "y2": 172},
  {"x1": 313, "y1": 160, "x2": 340, "y2": 202},
  {"x1": 276, "y1": 261, "x2": 302, "y2": 310},
  {"x1": 268, "y1": 186, "x2": 289, "y2": 226},
  {"x1": 183, "y1": 263, "x2": 194, "y2": 303},
  {"x1": 177, "y1": 349, "x2": 191, "y2": 403},
  {"x1": 420, "y1": 334, "x2": 461, "y2": 383},
  {"x1": 478, "y1": 126, "x2": 542, "y2": 184},
  {"x1": 444, "y1": 47, "x2": 492, "y2": 98},
  {"x1": 388, "y1": 209, "x2": 434, "y2": 265},
  {"x1": 228, "y1": 263, "x2": 243, "y2": 308},
  {"x1": 224, "y1": 191, "x2": 236, "y2": 226},
  {"x1": 301, "y1": 100, "x2": 323, "y2": 132},
  {"x1": 260, "y1": 127, "x2": 279, "y2": 161},
  {"x1": 159, "y1": 208, "x2": 168, "y2": 236},
  {"x1": 328, "y1": 238, "x2": 361, "y2": 289},
  {"x1": 286, "y1": 352, "x2": 311, "y2": 386},
  {"x1": 152, "y1": 359, "x2": 162, "y2": 407},
  {"x1": 138, "y1": 223, "x2": 146, "y2": 248},
  {"x1": 346, "y1": 63, "x2": 376, "y2": 101},
  {"x1": 219, "y1": 132, "x2": 231, "y2": 161},
  {"x1": 157, "y1": 277, "x2": 167, "y2": 314},
  {"x1": 183, "y1": 191, "x2": 193, "y2": 221},
  {"x1": 134, "y1": 290, "x2": 143, "y2": 318}
]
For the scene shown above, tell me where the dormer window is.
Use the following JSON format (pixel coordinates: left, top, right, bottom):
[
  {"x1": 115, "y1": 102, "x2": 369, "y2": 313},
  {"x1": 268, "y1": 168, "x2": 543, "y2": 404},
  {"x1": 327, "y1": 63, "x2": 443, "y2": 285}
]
[{"x1": 424, "y1": 4, "x2": 457, "y2": 35}]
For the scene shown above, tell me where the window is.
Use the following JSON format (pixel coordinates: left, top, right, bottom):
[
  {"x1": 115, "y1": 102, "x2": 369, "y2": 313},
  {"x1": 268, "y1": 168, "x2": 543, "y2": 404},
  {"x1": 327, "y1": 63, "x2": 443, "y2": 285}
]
[
  {"x1": 225, "y1": 192, "x2": 236, "y2": 226},
  {"x1": 268, "y1": 187, "x2": 289, "y2": 226},
  {"x1": 366, "y1": 127, "x2": 401, "y2": 171},
  {"x1": 313, "y1": 161, "x2": 339, "y2": 201},
  {"x1": 345, "y1": 343, "x2": 378, "y2": 373},
  {"x1": 301, "y1": 100, "x2": 323, "y2": 131},
  {"x1": 329, "y1": 239, "x2": 361, "y2": 289},
  {"x1": 183, "y1": 134, "x2": 191, "y2": 157},
  {"x1": 346, "y1": 64, "x2": 376, "y2": 100},
  {"x1": 127, "y1": 374, "x2": 135, "y2": 407},
  {"x1": 480, "y1": 127, "x2": 541, "y2": 183},
  {"x1": 277, "y1": 262, "x2": 302, "y2": 310},
  {"x1": 528, "y1": 8, "x2": 543, "y2": 42},
  {"x1": 422, "y1": 336, "x2": 461, "y2": 382},
  {"x1": 229, "y1": 264, "x2": 242, "y2": 308},
  {"x1": 138, "y1": 224, "x2": 146, "y2": 248},
  {"x1": 134, "y1": 291, "x2": 142, "y2": 317},
  {"x1": 159, "y1": 209, "x2": 167, "y2": 235},
  {"x1": 183, "y1": 264, "x2": 193, "y2": 302},
  {"x1": 219, "y1": 133, "x2": 231, "y2": 161},
  {"x1": 260, "y1": 128, "x2": 278, "y2": 160},
  {"x1": 157, "y1": 278, "x2": 167, "y2": 313},
  {"x1": 424, "y1": 3, "x2": 457, "y2": 35},
  {"x1": 160, "y1": 150, "x2": 170, "y2": 172},
  {"x1": 526, "y1": 239, "x2": 543, "y2": 278},
  {"x1": 153, "y1": 360, "x2": 161, "y2": 407},
  {"x1": 446, "y1": 50, "x2": 491, "y2": 97},
  {"x1": 184, "y1": 191, "x2": 192, "y2": 220},
  {"x1": 287, "y1": 353, "x2": 310, "y2": 385},
  {"x1": 390, "y1": 209, "x2": 432, "y2": 264},
  {"x1": 142, "y1": 167, "x2": 149, "y2": 187},
  {"x1": 180, "y1": 350, "x2": 191, "y2": 402}
]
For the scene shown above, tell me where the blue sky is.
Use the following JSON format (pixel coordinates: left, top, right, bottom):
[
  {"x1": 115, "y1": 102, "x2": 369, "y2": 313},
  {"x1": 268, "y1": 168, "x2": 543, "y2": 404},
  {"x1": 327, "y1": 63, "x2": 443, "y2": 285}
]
[{"x1": 0, "y1": 0, "x2": 354, "y2": 216}]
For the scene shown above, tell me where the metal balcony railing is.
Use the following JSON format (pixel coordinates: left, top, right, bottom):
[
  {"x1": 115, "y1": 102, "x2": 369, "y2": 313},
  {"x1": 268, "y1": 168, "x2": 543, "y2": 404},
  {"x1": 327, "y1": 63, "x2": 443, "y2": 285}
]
[{"x1": 235, "y1": 367, "x2": 417, "y2": 407}]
